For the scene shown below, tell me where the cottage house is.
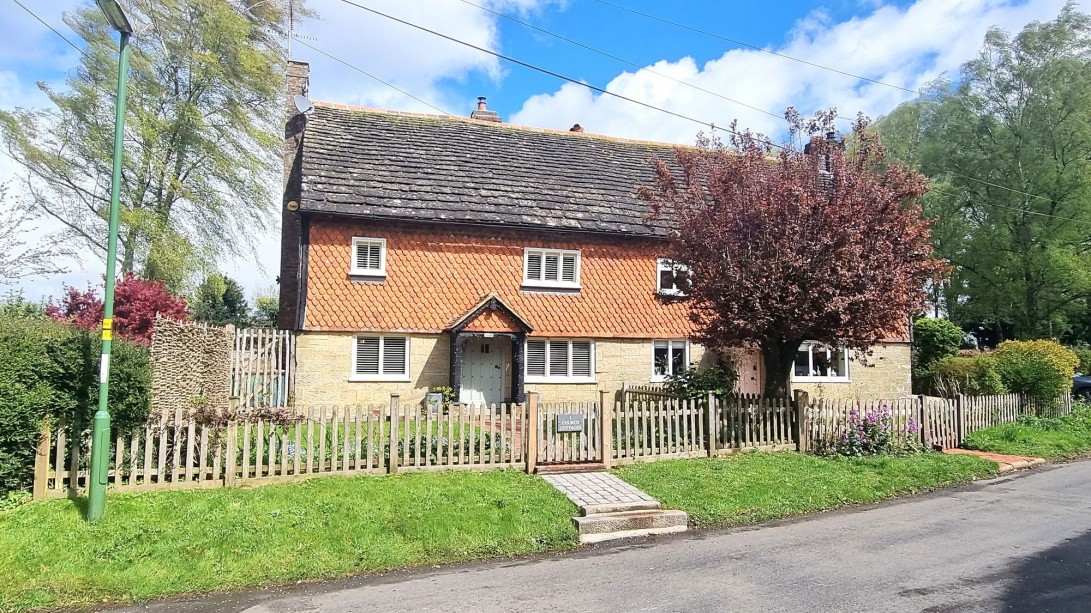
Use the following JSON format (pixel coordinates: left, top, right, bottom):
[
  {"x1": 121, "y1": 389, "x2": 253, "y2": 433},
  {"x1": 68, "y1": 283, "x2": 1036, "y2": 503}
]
[{"x1": 278, "y1": 62, "x2": 911, "y2": 406}]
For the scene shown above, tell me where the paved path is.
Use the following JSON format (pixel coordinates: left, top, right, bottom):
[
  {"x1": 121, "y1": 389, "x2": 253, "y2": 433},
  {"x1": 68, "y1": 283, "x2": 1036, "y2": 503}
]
[
  {"x1": 117, "y1": 462, "x2": 1091, "y2": 613},
  {"x1": 541, "y1": 471, "x2": 658, "y2": 509},
  {"x1": 944, "y1": 448, "x2": 1048, "y2": 472}
]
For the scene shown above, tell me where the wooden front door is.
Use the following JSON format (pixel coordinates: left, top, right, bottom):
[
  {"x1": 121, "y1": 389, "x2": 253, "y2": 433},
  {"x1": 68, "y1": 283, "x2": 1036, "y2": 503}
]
[{"x1": 460, "y1": 337, "x2": 504, "y2": 406}]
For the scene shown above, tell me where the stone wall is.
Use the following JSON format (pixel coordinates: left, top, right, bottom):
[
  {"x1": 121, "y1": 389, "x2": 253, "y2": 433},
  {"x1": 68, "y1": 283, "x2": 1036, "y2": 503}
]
[
  {"x1": 792, "y1": 342, "x2": 912, "y2": 400},
  {"x1": 150, "y1": 318, "x2": 233, "y2": 414}
]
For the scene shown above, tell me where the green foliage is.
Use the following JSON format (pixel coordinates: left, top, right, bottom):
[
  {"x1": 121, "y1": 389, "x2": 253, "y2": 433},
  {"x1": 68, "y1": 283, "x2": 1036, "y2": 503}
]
[
  {"x1": 663, "y1": 363, "x2": 739, "y2": 399},
  {"x1": 874, "y1": 5, "x2": 1091, "y2": 340},
  {"x1": 251, "y1": 291, "x2": 279, "y2": 329},
  {"x1": 912, "y1": 318, "x2": 964, "y2": 369},
  {"x1": 0, "y1": 470, "x2": 575, "y2": 610},
  {"x1": 1071, "y1": 346, "x2": 1091, "y2": 374},
  {"x1": 963, "y1": 402, "x2": 1091, "y2": 458},
  {"x1": 993, "y1": 340, "x2": 1079, "y2": 403},
  {"x1": 929, "y1": 355, "x2": 1007, "y2": 397},
  {"x1": 0, "y1": 291, "x2": 45, "y2": 320},
  {"x1": 192, "y1": 273, "x2": 251, "y2": 327},
  {"x1": 0, "y1": 315, "x2": 149, "y2": 496},
  {"x1": 0, "y1": 0, "x2": 293, "y2": 288}
]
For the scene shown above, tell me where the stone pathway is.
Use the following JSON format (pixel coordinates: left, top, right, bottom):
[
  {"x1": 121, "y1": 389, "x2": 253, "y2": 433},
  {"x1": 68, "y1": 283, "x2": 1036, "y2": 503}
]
[
  {"x1": 542, "y1": 471, "x2": 658, "y2": 509},
  {"x1": 943, "y1": 448, "x2": 1046, "y2": 473}
]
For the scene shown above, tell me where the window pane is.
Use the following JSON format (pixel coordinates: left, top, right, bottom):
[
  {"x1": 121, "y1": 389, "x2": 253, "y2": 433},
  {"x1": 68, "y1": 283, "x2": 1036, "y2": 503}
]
[
  {"x1": 561, "y1": 254, "x2": 577, "y2": 282},
  {"x1": 831, "y1": 348, "x2": 847, "y2": 377},
  {"x1": 527, "y1": 253, "x2": 542, "y2": 281},
  {"x1": 794, "y1": 346, "x2": 810, "y2": 377},
  {"x1": 659, "y1": 269, "x2": 675, "y2": 291},
  {"x1": 548, "y1": 341, "x2": 569, "y2": 377},
  {"x1": 671, "y1": 343, "x2": 687, "y2": 375},
  {"x1": 653, "y1": 343, "x2": 669, "y2": 376},
  {"x1": 526, "y1": 340, "x2": 546, "y2": 376},
  {"x1": 571, "y1": 341, "x2": 592, "y2": 377},
  {"x1": 544, "y1": 254, "x2": 559, "y2": 281},
  {"x1": 382, "y1": 337, "x2": 407, "y2": 375},
  {"x1": 367, "y1": 243, "x2": 381, "y2": 269},
  {"x1": 811, "y1": 345, "x2": 831, "y2": 377},
  {"x1": 355, "y1": 337, "x2": 380, "y2": 374}
]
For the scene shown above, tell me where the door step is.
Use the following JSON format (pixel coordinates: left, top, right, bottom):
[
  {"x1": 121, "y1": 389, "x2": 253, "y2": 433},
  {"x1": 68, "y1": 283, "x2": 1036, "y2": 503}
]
[{"x1": 573, "y1": 509, "x2": 689, "y2": 544}]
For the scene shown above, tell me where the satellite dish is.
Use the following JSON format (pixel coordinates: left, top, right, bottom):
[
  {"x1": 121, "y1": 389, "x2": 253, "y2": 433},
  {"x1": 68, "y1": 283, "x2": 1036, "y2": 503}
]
[{"x1": 293, "y1": 94, "x2": 314, "y2": 115}]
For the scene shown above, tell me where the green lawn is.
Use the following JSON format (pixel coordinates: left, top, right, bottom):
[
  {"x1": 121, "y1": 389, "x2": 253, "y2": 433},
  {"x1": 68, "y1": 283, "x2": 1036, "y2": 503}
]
[
  {"x1": 963, "y1": 405, "x2": 1091, "y2": 459},
  {"x1": 0, "y1": 469, "x2": 577, "y2": 612},
  {"x1": 615, "y1": 452, "x2": 997, "y2": 527}
]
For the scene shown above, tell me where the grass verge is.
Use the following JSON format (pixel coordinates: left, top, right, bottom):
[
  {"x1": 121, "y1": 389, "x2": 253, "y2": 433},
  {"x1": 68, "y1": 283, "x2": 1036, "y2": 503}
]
[
  {"x1": 616, "y1": 451, "x2": 997, "y2": 528},
  {"x1": 0, "y1": 469, "x2": 576, "y2": 612},
  {"x1": 963, "y1": 405, "x2": 1091, "y2": 459}
]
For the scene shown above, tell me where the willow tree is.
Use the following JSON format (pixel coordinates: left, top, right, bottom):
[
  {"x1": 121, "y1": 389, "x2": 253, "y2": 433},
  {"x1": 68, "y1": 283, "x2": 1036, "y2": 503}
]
[
  {"x1": 641, "y1": 113, "x2": 946, "y2": 397},
  {"x1": 0, "y1": 0, "x2": 296, "y2": 291}
]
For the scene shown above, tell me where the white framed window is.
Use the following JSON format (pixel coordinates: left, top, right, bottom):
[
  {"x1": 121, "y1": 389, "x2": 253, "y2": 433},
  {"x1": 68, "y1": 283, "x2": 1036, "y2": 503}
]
[
  {"x1": 657, "y1": 258, "x2": 691, "y2": 296},
  {"x1": 525, "y1": 338, "x2": 595, "y2": 383},
  {"x1": 350, "y1": 237, "x2": 387, "y2": 277},
  {"x1": 792, "y1": 342, "x2": 850, "y2": 383},
  {"x1": 652, "y1": 339, "x2": 689, "y2": 382},
  {"x1": 523, "y1": 248, "x2": 580, "y2": 289},
  {"x1": 350, "y1": 335, "x2": 410, "y2": 381}
]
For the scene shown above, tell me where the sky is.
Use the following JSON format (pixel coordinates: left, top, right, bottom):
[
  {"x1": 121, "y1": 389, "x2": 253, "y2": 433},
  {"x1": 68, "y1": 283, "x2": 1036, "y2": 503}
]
[{"x1": 0, "y1": 0, "x2": 1076, "y2": 304}]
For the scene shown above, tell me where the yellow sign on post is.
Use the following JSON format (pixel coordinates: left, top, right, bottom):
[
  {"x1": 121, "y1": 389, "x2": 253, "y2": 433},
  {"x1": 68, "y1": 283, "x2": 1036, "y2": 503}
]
[{"x1": 102, "y1": 318, "x2": 113, "y2": 341}]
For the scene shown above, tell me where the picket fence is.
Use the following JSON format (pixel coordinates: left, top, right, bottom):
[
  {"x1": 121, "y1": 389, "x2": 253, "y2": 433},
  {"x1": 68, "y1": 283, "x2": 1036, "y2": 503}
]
[
  {"x1": 232, "y1": 328, "x2": 296, "y2": 408},
  {"x1": 32, "y1": 397, "x2": 526, "y2": 499}
]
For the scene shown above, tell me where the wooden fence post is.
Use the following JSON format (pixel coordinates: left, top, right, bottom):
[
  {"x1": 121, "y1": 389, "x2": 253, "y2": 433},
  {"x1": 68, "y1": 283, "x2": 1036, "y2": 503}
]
[
  {"x1": 955, "y1": 394, "x2": 965, "y2": 445},
  {"x1": 599, "y1": 390, "x2": 613, "y2": 469},
  {"x1": 793, "y1": 390, "x2": 809, "y2": 453},
  {"x1": 388, "y1": 394, "x2": 400, "y2": 475},
  {"x1": 706, "y1": 392, "x2": 717, "y2": 456},
  {"x1": 225, "y1": 420, "x2": 237, "y2": 486},
  {"x1": 917, "y1": 395, "x2": 927, "y2": 448},
  {"x1": 526, "y1": 393, "x2": 539, "y2": 474},
  {"x1": 32, "y1": 419, "x2": 51, "y2": 499}
]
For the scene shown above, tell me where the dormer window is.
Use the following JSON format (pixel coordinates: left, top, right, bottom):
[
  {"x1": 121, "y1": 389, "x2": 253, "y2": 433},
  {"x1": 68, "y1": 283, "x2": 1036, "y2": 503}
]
[
  {"x1": 523, "y1": 248, "x2": 580, "y2": 290},
  {"x1": 657, "y1": 258, "x2": 691, "y2": 296},
  {"x1": 351, "y1": 237, "x2": 387, "y2": 277}
]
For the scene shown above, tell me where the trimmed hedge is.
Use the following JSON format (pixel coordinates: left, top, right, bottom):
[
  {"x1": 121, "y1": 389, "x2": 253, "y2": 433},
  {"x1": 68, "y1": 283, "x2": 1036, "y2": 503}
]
[
  {"x1": 994, "y1": 340, "x2": 1079, "y2": 404},
  {"x1": 0, "y1": 315, "x2": 149, "y2": 496},
  {"x1": 929, "y1": 354, "x2": 1006, "y2": 397}
]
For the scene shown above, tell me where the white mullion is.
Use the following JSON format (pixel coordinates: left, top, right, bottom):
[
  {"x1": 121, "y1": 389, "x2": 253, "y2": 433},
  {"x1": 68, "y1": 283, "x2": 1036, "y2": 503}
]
[
  {"x1": 378, "y1": 335, "x2": 385, "y2": 375},
  {"x1": 567, "y1": 340, "x2": 573, "y2": 377}
]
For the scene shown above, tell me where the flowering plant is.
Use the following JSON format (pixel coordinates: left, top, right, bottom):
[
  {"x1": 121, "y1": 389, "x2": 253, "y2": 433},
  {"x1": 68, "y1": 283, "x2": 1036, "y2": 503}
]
[{"x1": 835, "y1": 404, "x2": 926, "y2": 456}]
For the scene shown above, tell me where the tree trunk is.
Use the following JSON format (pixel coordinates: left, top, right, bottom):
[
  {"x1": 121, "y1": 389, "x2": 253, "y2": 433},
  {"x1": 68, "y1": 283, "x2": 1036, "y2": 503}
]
[{"x1": 761, "y1": 339, "x2": 801, "y2": 398}]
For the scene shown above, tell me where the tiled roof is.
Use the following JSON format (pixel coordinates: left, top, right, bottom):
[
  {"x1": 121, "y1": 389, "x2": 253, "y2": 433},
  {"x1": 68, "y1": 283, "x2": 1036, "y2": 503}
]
[
  {"x1": 299, "y1": 103, "x2": 681, "y2": 237},
  {"x1": 303, "y1": 221, "x2": 694, "y2": 338}
]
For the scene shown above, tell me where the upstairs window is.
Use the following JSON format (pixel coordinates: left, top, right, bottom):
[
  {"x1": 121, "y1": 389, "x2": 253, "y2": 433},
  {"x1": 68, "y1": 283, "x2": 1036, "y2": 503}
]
[
  {"x1": 526, "y1": 339, "x2": 594, "y2": 382},
  {"x1": 351, "y1": 237, "x2": 386, "y2": 277},
  {"x1": 657, "y1": 258, "x2": 691, "y2": 296},
  {"x1": 524, "y1": 248, "x2": 580, "y2": 289},
  {"x1": 792, "y1": 342, "x2": 850, "y2": 382},
  {"x1": 351, "y1": 335, "x2": 409, "y2": 380},
  {"x1": 652, "y1": 340, "x2": 689, "y2": 382}
]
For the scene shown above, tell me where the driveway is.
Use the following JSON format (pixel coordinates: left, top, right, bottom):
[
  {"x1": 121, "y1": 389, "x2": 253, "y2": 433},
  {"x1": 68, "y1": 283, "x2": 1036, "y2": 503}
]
[{"x1": 117, "y1": 461, "x2": 1091, "y2": 612}]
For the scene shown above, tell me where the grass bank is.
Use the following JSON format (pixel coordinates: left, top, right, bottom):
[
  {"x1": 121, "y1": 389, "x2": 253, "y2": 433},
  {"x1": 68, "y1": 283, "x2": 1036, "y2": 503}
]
[
  {"x1": 616, "y1": 452, "x2": 997, "y2": 527},
  {"x1": 0, "y1": 469, "x2": 576, "y2": 612},
  {"x1": 963, "y1": 404, "x2": 1091, "y2": 459}
]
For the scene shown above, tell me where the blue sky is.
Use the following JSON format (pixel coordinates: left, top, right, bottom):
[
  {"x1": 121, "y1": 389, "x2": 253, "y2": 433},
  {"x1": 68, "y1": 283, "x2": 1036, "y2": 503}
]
[{"x1": 0, "y1": 0, "x2": 1076, "y2": 300}]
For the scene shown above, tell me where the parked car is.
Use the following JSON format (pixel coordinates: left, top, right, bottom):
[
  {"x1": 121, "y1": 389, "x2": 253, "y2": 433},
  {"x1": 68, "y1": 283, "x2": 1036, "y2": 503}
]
[{"x1": 1073, "y1": 374, "x2": 1091, "y2": 401}]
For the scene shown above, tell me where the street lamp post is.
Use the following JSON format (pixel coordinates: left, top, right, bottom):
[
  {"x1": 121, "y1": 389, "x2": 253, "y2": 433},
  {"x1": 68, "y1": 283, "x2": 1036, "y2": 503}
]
[{"x1": 88, "y1": 0, "x2": 134, "y2": 522}]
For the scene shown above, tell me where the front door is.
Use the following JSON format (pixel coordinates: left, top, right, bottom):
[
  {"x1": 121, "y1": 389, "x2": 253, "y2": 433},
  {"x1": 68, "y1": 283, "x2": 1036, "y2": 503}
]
[{"x1": 460, "y1": 337, "x2": 504, "y2": 405}]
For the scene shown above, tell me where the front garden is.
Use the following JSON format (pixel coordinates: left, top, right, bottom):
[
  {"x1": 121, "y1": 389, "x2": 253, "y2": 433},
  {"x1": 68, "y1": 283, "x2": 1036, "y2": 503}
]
[{"x1": 963, "y1": 403, "x2": 1091, "y2": 459}]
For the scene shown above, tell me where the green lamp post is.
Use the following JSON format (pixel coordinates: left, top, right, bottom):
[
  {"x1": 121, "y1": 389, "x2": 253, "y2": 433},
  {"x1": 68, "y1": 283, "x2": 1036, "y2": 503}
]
[{"x1": 88, "y1": 0, "x2": 134, "y2": 522}]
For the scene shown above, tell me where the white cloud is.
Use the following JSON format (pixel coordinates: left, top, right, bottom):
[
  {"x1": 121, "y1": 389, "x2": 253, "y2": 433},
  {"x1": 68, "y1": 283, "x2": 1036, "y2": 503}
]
[{"x1": 509, "y1": 0, "x2": 1071, "y2": 144}]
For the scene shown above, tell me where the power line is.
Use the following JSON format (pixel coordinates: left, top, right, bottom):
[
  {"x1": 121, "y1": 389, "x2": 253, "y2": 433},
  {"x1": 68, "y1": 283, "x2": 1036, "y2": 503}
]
[
  {"x1": 456, "y1": 0, "x2": 785, "y2": 123},
  {"x1": 291, "y1": 37, "x2": 453, "y2": 116},
  {"x1": 9, "y1": 0, "x2": 89, "y2": 58},
  {"x1": 589, "y1": 0, "x2": 918, "y2": 95},
  {"x1": 931, "y1": 188, "x2": 1091, "y2": 225},
  {"x1": 334, "y1": 0, "x2": 782, "y2": 149},
  {"x1": 945, "y1": 170, "x2": 1053, "y2": 203}
]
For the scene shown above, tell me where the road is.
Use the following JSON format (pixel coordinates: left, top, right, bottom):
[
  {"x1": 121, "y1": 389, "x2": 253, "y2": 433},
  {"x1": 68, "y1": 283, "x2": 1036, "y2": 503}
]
[{"x1": 120, "y1": 461, "x2": 1091, "y2": 613}]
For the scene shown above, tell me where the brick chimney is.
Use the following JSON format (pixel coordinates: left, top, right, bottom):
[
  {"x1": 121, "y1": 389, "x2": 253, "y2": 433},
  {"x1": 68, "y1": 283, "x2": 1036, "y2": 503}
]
[
  {"x1": 279, "y1": 60, "x2": 311, "y2": 330},
  {"x1": 470, "y1": 96, "x2": 502, "y2": 123}
]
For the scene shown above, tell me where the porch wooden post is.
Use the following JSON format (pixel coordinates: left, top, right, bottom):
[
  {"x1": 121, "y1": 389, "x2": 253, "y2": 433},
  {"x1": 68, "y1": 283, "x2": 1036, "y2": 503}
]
[
  {"x1": 526, "y1": 392, "x2": 539, "y2": 474},
  {"x1": 599, "y1": 390, "x2": 613, "y2": 469},
  {"x1": 32, "y1": 418, "x2": 51, "y2": 499},
  {"x1": 388, "y1": 394, "x2": 400, "y2": 475}
]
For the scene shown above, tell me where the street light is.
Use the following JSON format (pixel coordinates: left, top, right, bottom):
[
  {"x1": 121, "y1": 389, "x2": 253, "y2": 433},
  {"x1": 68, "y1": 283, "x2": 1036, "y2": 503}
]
[{"x1": 88, "y1": 0, "x2": 133, "y2": 522}]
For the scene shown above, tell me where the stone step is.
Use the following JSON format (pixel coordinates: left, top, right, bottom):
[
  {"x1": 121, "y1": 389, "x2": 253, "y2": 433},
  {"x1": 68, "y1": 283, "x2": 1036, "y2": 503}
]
[
  {"x1": 580, "y1": 500, "x2": 662, "y2": 516},
  {"x1": 573, "y1": 509, "x2": 689, "y2": 544}
]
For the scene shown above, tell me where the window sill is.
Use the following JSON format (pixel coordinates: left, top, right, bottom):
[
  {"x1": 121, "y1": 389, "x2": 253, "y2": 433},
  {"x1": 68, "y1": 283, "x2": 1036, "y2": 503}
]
[
  {"x1": 792, "y1": 377, "x2": 851, "y2": 384},
  {"x1": 348, "y1": 270, "x2": 387, "y2": 280},
  {"x1": 657, "y1": 290, "x2": 688, "y2": 298},
  {"x1": 348, "y1": 375, "x2": 411, "y2": 383},
  {"x1": 525, "y1": 376, "x2": 597, "y2": 385},
  {"x1": 521, "y1": 282, "x2": 580, "y2": 292}
]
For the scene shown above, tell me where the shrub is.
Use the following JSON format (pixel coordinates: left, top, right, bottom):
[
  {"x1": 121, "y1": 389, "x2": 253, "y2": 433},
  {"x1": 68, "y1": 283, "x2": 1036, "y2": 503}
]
[
  {"x1": 993, "y1": 340, "x2": 1079, "y2": 404},
  {"x1": 46, "y1": 274, "x2": 188, "y2": 345},
  {"x1": 1072, "y1": 346, "x2": 1091, "y2": 375},
  {"x1": 929, "y1": 355, "x2": 1007, "y2": 397},
  {"x1": 834, "y1": 404, "x2": 924, "y2": 457},
  {"x1": 663, "y1": 363, "x2": 739, "y2": 399},
  {"x1": 913, "y1": 318, "x2": 964, "y2": 369},
  {"x1": 0, "y1": 315, "x2": 150, "y2": 496}
]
